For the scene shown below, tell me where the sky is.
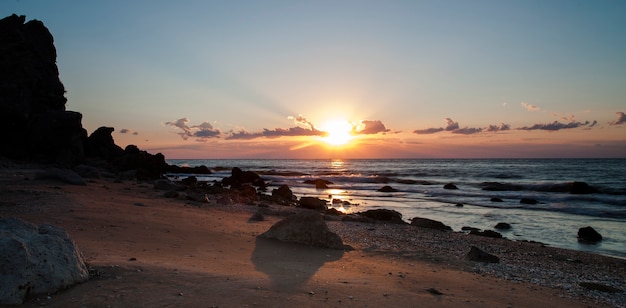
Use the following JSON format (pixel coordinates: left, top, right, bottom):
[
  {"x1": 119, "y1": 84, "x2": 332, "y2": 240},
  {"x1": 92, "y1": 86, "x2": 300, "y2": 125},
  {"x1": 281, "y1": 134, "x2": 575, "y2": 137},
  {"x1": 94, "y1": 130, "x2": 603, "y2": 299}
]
[{"x1": 3, "y1": 0, "x2": 625, "y2": 159}]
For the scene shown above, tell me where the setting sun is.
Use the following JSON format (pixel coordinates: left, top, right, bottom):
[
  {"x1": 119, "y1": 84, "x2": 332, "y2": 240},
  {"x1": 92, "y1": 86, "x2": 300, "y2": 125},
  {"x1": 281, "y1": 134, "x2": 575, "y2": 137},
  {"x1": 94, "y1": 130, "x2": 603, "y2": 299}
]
[{"x1": 319, "y1": 120, "x2": 355, "y2": 146}]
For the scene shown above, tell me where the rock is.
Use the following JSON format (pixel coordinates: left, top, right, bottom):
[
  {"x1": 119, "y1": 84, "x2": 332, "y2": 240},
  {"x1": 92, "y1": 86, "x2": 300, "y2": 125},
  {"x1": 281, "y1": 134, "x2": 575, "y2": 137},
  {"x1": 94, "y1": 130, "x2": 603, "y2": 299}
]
[
  {"x1": 35, "y1": 168, "x2": 87, "y2": 185},
  {"x1": 222, "y1": 167, "x2": 265, "y2": 188},
  {"x1": 259, "y1": 211, "x2": 346, "y2": 249},
  {"x1": 494, "y1": 222, "x2": 512, "y2": 230},
  {"x1": 577, "y1": 226, "x2": 602, "y2": 243},
  {"x1": 443, "y1": 183, "x2": 458, "y2": 190},
  {"x1": 167, "y1": 165, "x2": 212, "y2": 174},
  {"x1": 520, "y1": 198, "x2": 538, "y2": 204},
  {"x1": 0, "y1": 217, "x2": 88, "y2": 305},
  {"x1": 468, "y1": 229, "x2": 503, "y2": 238},
  {"x1": 461, "y1": 226, "x2": 481, "y2": 232},
  {"x1": 304, "y1": 179, "x2": 332, "y2": 189},
  {"x1": 410, "y1": 217, "x2": 452, "y2": 231},
  {"x1": 180, "y1": 176, "x2": 198, "y2": 187},
  {"x1": 249, "y1": 210, "x2": 265, "y2": 222},
  {"x1": 455, "y1": 203, "x2": 464, "y2": 207},
  {"x1": 0, "y1": 15, "x2": 87, "y2": 165},
  {"x1": 83, "y1": 126, "x2": 124, "y2": 160},
  {"x1": 569, "y1": 182, "x2": 599, "y2": 194},
  {"x1": 490, "y1": 197, "x2": 503, "y2": 202},
  {"x1": 325, "y1": 208, "x2": 345, "y2": 216},
  {"x1": 465, "y1": 246, "x2": 500, "y2": 263},
  {"x1": 117, "y1": 145, "x2": 169, "y2": 180},
  {"x1": 299, "y1": 197, "x2": 327, "y2": 211},
  {"x1": 74, "y1": 164, "x2": 101, "y2": 179},
  {"x1": 272, "y1": 184, "x2": 294, "y2": 202},
  {"x1": 359, "y1": 209, "x2": 406, "y2": 224},
  {"x1": 548, "y1": 181, "x2": 599, "y2": 194},
  {"x1": 153, "y1": 179, "x2": 183, "y2": 191},
  {"x1": 377, "y1": 185, "x2": 397, "y2": 192}
]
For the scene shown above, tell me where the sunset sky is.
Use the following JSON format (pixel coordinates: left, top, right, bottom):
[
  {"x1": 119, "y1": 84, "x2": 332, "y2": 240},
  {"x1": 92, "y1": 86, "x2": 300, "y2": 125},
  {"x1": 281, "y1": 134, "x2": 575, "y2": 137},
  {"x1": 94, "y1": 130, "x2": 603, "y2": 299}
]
[{"x1": 3, "y1": 1, "x2": 625, "y2": 159}]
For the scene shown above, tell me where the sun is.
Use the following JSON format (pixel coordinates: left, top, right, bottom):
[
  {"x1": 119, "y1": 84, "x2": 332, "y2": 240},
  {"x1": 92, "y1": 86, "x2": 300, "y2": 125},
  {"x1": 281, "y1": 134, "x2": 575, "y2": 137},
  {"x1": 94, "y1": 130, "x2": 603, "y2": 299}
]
[{"x1": 319, "y1": 120, "x2": 354, "y2": 146}]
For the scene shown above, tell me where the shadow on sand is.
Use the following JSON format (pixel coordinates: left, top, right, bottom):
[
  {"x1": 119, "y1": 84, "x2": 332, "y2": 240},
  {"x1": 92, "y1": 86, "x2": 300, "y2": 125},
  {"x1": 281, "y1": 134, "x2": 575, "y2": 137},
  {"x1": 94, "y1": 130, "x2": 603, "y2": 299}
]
[{"x1": 251, "y1": 237, "x2": 344, "y2": 291}]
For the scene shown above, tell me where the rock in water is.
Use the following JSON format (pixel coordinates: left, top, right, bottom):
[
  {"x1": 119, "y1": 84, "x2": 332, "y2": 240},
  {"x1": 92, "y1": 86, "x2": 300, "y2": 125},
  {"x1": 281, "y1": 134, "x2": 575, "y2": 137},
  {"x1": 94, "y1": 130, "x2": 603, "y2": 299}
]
[
  {"x1": 577, "y1": 226, "x2": 602, "y2": 243},
  {"x1": 0, "y1": 218, "x2": 88, "y2": 305},
  {"x1": 465, "y1": 246, "x2": 500, "y2": 263},
  {"x1": 259, "y1": 211, "x2": 346, "y2": 249}
]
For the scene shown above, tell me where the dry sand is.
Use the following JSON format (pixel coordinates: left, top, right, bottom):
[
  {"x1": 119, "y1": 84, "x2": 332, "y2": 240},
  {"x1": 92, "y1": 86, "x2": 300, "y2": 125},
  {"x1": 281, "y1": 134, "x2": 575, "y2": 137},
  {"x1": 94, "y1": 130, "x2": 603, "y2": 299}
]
[{"x1": 1, "y1": 168, "x2": 624, "y2": 307}]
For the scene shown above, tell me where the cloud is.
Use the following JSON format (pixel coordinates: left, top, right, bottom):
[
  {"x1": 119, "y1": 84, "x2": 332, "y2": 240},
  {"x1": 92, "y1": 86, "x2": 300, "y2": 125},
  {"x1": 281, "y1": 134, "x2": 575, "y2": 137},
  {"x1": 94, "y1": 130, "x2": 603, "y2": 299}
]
[
  {"x1": 413, "y1": 118, "x2": 486, "y2": 135},
  {"x1": 165, "y1": 118, "x2": 221, "y2": 140},
  {"x1": 521, "y1": 102, "x2": 540, "y2": 111},
  {"x1": 119, "y1": 128, "x2": 139, "y2": 135},
  {"x1": 444, "y1": 118, "x2": 459, "y2": 131},
  {"x1": 225, "y1": 126, "x2": 327, "y2": 140},
  {"x1": 517, "y1": 121, "x2": 593, "y2": 131},
  {"x1": 609, "y1": 112, "x2": 626, "y2": 126},
  {"x1": 485, "y1": 123, "x2": 511, "y2": 132},
  {"x1": 413, "y1": 127, "x2": 445, "y2": 134},
  {"x1": 452, "y1": 127, "x2": 483, "y2": 135},
  {"x1": 289, "y1": 114, "x2": 317, "y2": 130},
  {"x1": 356, "y1": 120, "x2": 390, "y2": 135}
]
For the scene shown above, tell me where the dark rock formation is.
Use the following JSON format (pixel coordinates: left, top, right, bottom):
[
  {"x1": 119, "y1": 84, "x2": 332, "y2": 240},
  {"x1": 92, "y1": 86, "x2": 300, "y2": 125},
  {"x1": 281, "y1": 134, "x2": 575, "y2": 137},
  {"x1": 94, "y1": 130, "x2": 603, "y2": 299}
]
[
  {"x1": 579, "y1": 282, "x2": 622, "y2": 293},
  {"x1": 0, "y1": 217, "x2": 88, "y2": 305},
  {"x1": 358, "y1": 209, "x2": 406, "y2": 224},
  {"x1": 83, "y1": 126, "x2": 124, "y2": 160},
  {"x1": 520, "y1": 198, "x2": 538, "y2": 204},
  {"x1": 34, "y1": 168, "x2": 87, "y2": 185},
  {"x1": 548, "y1": 181, "x2": 599, "y2": 194},
  {"x1": 0, "y1": 14, "x2": 87, "y2": 165},
  {"x1": 577, "y1": 226, "x2": 602, "y2": 243},
  {"x1": 443, "y1": 183, "x2": 458, "y2": 190},
  {"x1": 410, "y1": 217, "x2": 452, "y2": 231},
  {"x1": 465, "y1": 246, "x2": 500, "y2": 263},
  {"x1": 469, "y1": 229, "x2": 503, "y2": 238},
  {"x1": 272, "y1": 184, "x2": 295, "y2": 202},
  {"x1": 490, "y1": 197, "x2": 503, "y2": 202},
  {"x1": 222, "y1": 167, "x2": 265, "y2": 189},
  {"x1": 494, "y1": 222, "x2": 512, "y2": 230},
  {"x1": 299, "y1": 197, "x2": 327, "y2": 211},
  {"x1": 259, "y1": 211, "x2": 346, "y2": 249},
  {"x1": 304, "y1": 178, "x2": 332, "y2": 189},
  {"x1": 377, "y1": 185, "x2": 398, "y2": 192}
]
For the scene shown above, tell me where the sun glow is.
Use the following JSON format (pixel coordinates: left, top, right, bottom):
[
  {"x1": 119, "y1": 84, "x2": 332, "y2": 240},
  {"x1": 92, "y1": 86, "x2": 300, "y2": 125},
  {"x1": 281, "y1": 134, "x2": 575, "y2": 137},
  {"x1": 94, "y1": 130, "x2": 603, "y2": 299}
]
[{"x1": 320, "y1": 120, "x2": 355, "y2": 146}]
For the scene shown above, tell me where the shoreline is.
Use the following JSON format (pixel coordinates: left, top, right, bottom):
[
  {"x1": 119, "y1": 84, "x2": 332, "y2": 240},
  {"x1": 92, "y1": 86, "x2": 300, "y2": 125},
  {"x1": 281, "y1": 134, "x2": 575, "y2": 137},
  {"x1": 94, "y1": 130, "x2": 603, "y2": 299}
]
[{"x1": 1, "y1": 167, "x2": 624, "y2": 307}]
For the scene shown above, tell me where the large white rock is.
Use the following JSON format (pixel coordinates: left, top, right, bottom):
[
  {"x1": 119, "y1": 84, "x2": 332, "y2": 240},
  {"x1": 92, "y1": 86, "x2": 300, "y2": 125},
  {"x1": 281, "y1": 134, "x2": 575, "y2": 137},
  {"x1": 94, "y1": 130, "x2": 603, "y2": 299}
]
[{"x1": 0, "y1": 218, "x2": 88, "y2": 305}]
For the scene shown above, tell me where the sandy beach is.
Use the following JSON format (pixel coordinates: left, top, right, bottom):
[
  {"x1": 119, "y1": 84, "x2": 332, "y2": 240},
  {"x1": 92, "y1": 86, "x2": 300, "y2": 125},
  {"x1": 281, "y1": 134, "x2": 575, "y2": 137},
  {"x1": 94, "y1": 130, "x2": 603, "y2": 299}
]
[{"x1": 1, "y1": 167, "x2": 624, "y2": 308}]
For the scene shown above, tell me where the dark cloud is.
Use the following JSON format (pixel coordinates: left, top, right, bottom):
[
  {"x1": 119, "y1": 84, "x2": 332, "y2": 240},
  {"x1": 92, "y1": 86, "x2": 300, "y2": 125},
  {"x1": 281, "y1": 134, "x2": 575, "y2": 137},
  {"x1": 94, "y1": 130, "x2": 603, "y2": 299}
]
[
  {"x1": 517, "y1": 121, "x2": 593, "y2": 131},
  {"x1": 444, "y1": 118, "x2": 459, "y2": 131},
  {"x1": 165, "y1": 118, "x2": 221, "y2": 140},
  {"x1": 119, "y1": 128, "x2": 138, "y2": 135},
  {"x1": 485, "y1": 123, "x2": 511, "y2": 132},
  {"x1": 609, "y1": 112, "x2": 626, "y2": 126},
  {"x1": 413, "y1": 127, "x2": 445, "y2": 134},
  {"x1": 356, "y1": 120, "x2": 390, "y2": 135},
  {"x1": 226, "y1": 126, "x2": 327, "y2": 140},
  {"x1": 452, "y1": 127, "x2": 483, "y2": 135}
]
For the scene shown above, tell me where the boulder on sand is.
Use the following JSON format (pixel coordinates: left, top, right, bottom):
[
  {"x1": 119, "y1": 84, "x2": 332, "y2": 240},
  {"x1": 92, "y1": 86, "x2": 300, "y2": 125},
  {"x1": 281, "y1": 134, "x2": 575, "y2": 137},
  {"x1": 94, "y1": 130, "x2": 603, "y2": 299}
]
[
  {"x1": 465, "y1": 246, "x2": 500, "y2": 263},
  {"x1": 259, "y1": 211, "x2": 347, "y2": 250},
  {"x1": 0, "y1": 217, "x2": 88, "y2": 305},
  {"x1": 410, "y1": 217, "x2": 452, "y2": 231}
]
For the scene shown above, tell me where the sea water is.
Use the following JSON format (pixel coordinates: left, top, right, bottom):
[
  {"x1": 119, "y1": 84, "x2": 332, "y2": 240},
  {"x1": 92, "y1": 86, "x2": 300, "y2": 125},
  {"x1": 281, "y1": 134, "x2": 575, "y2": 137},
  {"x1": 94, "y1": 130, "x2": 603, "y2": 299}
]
[{"x1": 166, "y1": 159, "x2": 626, "y2": 259}]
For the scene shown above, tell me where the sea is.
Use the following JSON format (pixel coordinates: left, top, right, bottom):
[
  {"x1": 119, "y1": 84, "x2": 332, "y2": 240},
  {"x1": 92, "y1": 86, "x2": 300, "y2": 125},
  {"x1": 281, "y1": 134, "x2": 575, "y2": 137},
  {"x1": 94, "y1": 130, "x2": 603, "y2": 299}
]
[{"x1": 166, "y1": 159, "x2": 626, "y2": 259}]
